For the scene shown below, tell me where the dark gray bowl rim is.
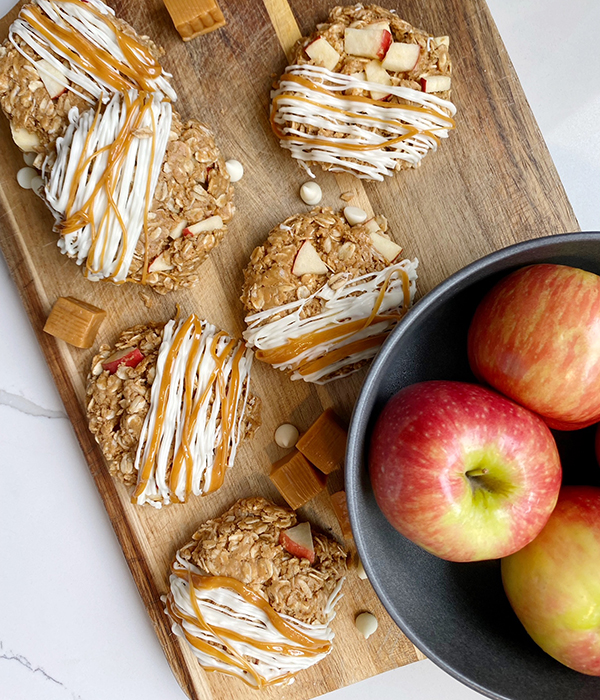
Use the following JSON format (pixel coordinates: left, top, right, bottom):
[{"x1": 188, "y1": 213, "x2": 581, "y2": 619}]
[{"x1": 345, "y1": 230, "x2": 600, "y2": 699}]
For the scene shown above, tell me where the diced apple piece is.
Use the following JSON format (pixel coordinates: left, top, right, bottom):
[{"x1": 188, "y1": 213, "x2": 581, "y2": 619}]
[
  {"x1": 305, "y1": 36, "x2": 340, "y2": 72},
  {"x1": 346, "y1": 71, "x2": 366, "y2": 95},
  {"x1": 344, "y1": 27, "x2": 392, "y2": 60},
  {"x1": 432, "y1": 35, "x2": 450, "y2": 48},
  {"x1": 292, "y1": 240, "x2": 329, "y2": 276},
  {"x1": 364, "y1": 218, "x2": 381, "y2": 234},
  {"x1": 11, "y1": 125, "x2": 40, "y2": 152},
  {"x1": 381, "y1": 43, "x2": 420, "y2": 72},
  {"x1": 350, "y1": 71, "x2": 366, "y2": 82},
  {"x1": 148, "y1": 253, "x2": 173, "y2": 273},
  {"x1": 35, "y1": 59, "x2": 66, "y2": 99},
  {"x1": 280, "y1": 522, "x2": 315, "y2": 564},
  {"x1": 421, "y1": 75, "x2": 451, "y2": 93},
  {"x1": 364, "y1": 60, "x2": 392, "y2": 101},
  {"x1": 369, "y1": 231, "x2": 403, "y2": 262},
  {"x1": 101, "y1": 347, "x2": 144, "y2": 375},
  {"x1": 183, "y1": 215, "x2": 223, "y2": 236},
  {"x1": 366, "y1": 20, "x2": 390, "y2": 32},
  {"x1": 168, "y1": 220, "x2": 188, "y2": 239}
]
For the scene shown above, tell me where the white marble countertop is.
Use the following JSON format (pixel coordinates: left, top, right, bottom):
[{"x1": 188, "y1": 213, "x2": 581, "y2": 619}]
[{"x1": 1, "y1": 1, "x2": 599, "y2": 699}]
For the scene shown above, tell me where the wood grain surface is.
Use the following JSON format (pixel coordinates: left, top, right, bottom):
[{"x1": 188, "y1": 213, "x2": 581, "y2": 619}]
[{"x1": 0, "y1": 0, "x2": 579, "y2": 699}]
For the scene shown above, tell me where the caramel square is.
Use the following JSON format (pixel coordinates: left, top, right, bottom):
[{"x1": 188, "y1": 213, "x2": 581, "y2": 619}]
[
  {"x1": 43, "y1": 296, "x2": 106, "y2": 349},
  {"x1": 163, "y1": 0, "x2": 226, "y2": 41},
  {"x1": 296, "y1": 408, "x2": 347, "y2": 474},
  {"x1": 270, "y1": 450, "x2": 326, "y2": 510},
  {"x1": 330, "y1": 491, "x2": 353, "y2": 540}
]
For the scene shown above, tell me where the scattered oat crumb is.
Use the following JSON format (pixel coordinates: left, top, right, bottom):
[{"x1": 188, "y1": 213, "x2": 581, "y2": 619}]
[
  {"x1": 340, "y1": 191, "x2": 354, "y2": 202},
  {"x1": 139, "y1": 292, "x2": 153, "y2": 308}
]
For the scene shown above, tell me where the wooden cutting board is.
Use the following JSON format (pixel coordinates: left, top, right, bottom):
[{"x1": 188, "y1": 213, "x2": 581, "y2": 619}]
[{"x1": 0, "y1": 0, "x2": 579, "y2": 698}]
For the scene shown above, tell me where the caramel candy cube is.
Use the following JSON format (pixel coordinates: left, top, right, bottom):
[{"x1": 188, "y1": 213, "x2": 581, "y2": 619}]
[
  {"x1": 330, "y1": 491, "x2": 353, "y2": 540},
  {"x1": 43, "y1": 297, "x2": 106, "y2": 349},
  {"x1": 270, "y1": 450, "x2": 326, "y2": 510},
  {"x1": 163, "y1": 0, "x2": 226, "y2": 41},
  {"x1": 296, "y1": 408, "x2": 347, "y2": 474}
]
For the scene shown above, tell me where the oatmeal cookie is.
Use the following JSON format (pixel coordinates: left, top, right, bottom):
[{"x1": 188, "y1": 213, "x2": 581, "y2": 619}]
[
  {"x1": 45, "y1": 104, "x2": 234, "y2": 293},
  {"x1": 163, "y1": 497, "x2": 347, "y2": 687},
  {"x1": 0, "y1": 0, "x2": 174, "y2": 157},
  {"x1": 0, "y1": 0, "x2": 235, "y2": 293},
  {"x1": 86, "y1": 314, "x2": 261, "y2": 506},
  {"x1": 241, "y1": 206, "x2": 418, "y2": 383},
  {"x1": 270, "y1": 4, "x2": 456, "y2": 180}
]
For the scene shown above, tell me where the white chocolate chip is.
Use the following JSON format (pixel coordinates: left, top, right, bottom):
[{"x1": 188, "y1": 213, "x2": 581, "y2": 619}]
[
  {"x1": 225, "y1": 159, "x2": 244, "y2": 182},
  {"x1": 16, "y1": 167, "x2": 38, "y2": 189},
  {"x1": 30, "y1": 176, "x2": 45, "y2": 196},
  {"x1": 275, "y1": 423, "x2": 299, "y2": 449},
  {"x1": 355, "y1": 612, "x2": 378, "y2": 639},
  {"x1": 23, "y1": 152, "x2": 37, "y2": 167},
  {"x1": 300, "y1": 181, "x2": 322, "y2": 205},
  {"x1": 356, "y1": 557, "x2": 368, "y2": 580},
  {"x1": 344, "y1": 206, "x2": 368, "y2": 225}
]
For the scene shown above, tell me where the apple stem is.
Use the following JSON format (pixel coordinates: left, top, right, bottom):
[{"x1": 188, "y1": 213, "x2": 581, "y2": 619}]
[{"x1": 466, "y1": 467, "x2": 489, "y2": 477}]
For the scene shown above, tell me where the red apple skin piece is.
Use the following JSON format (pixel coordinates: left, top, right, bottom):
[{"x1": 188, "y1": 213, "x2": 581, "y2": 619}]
[
  {"x1": 378, "y1": 29, "x2": 392, "y2": 60},
  {"x1": 101, "y1": 347, "x2": 144, "y2": 375},
  {"x1": 369, "y1": 380, "x2": 561, "y2": 562},
  {"x1": 279, "y1": 522, "x2": 315, "y2": 564},
  {"x1": 501, "y1": 486, "x2": 600, "y2": 675},
  {"x1": 468, "y1": 264, "x2": 600, "y2": 429},
  {"x1": 420, "y1": 75, "x2": 451, "y2": 93}
]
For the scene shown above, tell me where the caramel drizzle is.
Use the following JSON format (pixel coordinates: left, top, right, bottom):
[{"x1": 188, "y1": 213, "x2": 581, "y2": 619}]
[
  {"x1": 134, "y1": 315, "x2": 197, "y2": 501},
  {"x1": 168, "y1": 331, "x2": 238, "y2": 499},
  {"x1": 256, "y1": 268, "x2": 411, "y2": 376},
  {"x1": 133, "y1": 316, "x2": 249, "y2": 504},
  {"x1": 271, "y1": 73, "x2": 455, "y2": 153},
  {"x1": 22, "y1": 0, "x2": 164, "y2": 95},
  {"x1": 208, "y1": 340, "x2": 246, "y2": 493},
  {"x1": 15, "y1": 1, "x2": 174, "y2": 282},
  {"x1": 166, "y1": 566, "x2": 331, "y2": 688},
  {"x1": 56, "y1": 91, "x2": 160, "y2": 281}
]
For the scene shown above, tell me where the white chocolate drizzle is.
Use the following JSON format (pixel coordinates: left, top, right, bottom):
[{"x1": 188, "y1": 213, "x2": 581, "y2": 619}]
[
  {"x1": 243, "y1": 259, "x2": 418, "y2": 384},
  {"x1": 271, "y1": 64, "x2": 456, "y2": 180},
  {"x1": 133, "y1": 314, "x2": 253, "y2": 508},
  {"x1": 9, "y1": 0, "x2": 176, "y2": 104},
  {"x1": 44, "y1": 90, "x2": 172, "y2": 282},
  {"x1": 164, "y1": 553, "x2": 344, "y2": 687}
]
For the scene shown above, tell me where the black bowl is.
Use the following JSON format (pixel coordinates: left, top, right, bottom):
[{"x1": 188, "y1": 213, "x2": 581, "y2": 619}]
[{"x1": 346, "y1": 232, "x2": 600, "y2": 700}]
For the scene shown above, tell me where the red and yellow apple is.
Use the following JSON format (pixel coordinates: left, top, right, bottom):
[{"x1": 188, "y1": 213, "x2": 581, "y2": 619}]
[
  {"x1": 369, "y1": 380, "x2": 561, "y2": 562},
  {"x1": 501, "y1": 486, "x2": 600, "y2": 675},
  {"x1": 468, "y1": 264, "x2": 600, "y2": 430}
]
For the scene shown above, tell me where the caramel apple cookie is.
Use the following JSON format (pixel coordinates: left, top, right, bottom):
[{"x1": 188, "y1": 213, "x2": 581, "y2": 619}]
[
  {"x1": 163, "y1": 497, "x2": 347, "y2": 687},
  {"x1": 241, "y1": 206, "x2": 418, "y2": 383},
  {"x1": 270, "y1": 4, "x2": 456, "y2": 180},
  {"x1": 86, "y1": 313, "x2": 261, "y2": 507},
  {"x1": 0, "y1": 0, "x2": 234, "y2": 293}
]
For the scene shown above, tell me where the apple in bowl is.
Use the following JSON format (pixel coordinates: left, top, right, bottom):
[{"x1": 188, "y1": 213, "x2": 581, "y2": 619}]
[
  {"x1": 468, "y1": 264, "x2": 600, "y2": 430},
  {"x1": 501, "y1": 486, "x2": 600, "y2": 675},
  {"x1": 369, "y1": 380, "x2": 561, "y2": 562}
]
